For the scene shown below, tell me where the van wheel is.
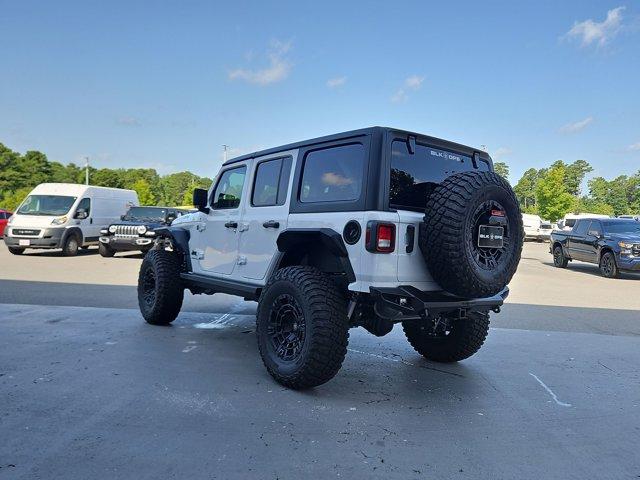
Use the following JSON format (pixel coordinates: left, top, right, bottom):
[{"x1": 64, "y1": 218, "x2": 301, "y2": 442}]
[
  {"x1": 138, "y1": 249, "x2": 184, "y2": 325},
  {"x1": 402, "y1": 311, "x2": 490, "y2": 363},
  {"x1": 8, "y1": 247, "x2": 25, "y2": 255},
  {"x1": 62, "y1": 234, "x2": 80, "y2": 256},
  {"x1": 553, "y1": 245, "x2": 568, "y2": 268},
  {"x1": 99, "y1": 242, "x2": 116, "y2": 257},
  {"x1": 256, "y1": 266, "x2": 349, "y2": 389},
  {"x1": 599, "y1": 251, "x2": 619, "y2": 278}
]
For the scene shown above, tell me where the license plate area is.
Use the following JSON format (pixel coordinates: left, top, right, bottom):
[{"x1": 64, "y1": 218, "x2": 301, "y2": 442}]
[
  {"x1": 19, "y1": 239, "x2": 31, "y2": 246},
  {"x1": 478, "y1": 225, "x2": 504, "y2": 248}
]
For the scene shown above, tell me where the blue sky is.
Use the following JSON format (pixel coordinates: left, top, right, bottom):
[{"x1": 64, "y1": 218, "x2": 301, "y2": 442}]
[{"x1": 1, "y1": 1, "x2": 639, "y2": 185}]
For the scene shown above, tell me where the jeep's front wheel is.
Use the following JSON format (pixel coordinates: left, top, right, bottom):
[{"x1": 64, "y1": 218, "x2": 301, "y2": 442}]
[
  {"x1": 402, "y1": 311, "x2": 490, "y2": 363},
  {"x1": 256, "y1": 266, "x2": 349, "y2": 389},
  {"x1": 138, "y1": 249, "x2": 184, "y2": 325}
]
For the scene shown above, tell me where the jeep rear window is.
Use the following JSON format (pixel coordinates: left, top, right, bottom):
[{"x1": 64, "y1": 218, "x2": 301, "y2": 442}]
[
  {"x1": 389, "y1": 140, "x2": 487, "y2": 211},
  {"x1": 300, "y1": 143, "x2": 364, "y2": 203}
]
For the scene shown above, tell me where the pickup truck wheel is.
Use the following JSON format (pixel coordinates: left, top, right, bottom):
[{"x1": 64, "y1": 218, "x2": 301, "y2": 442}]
[
  {"x1": 599, "y1": 251, "x2": 619, "y2": 278},
  {"x1": 62, "y1": 234, "x2": 80, "y2": 257},
  {"x1": 8, "y1": 247, "x2": 25, "y2": 255},
  {"x1": 137, "y1": 249, "x2": 184, "y2": 325},
  {"x1": 553, "y1": 245, "x2": 568, "y2": 268},
  {"x1": 402, "y1": 312, "x2": 490, "y2": 363},
  {"x1": 98, "y1": 242, "x2": 116, "y2": 257},
  {"x1": 256, "y1": 266, "x2": 349, "y2": 389},
  {"x1": 419, "y1": 171, "x2": 523, "y2": 298}
]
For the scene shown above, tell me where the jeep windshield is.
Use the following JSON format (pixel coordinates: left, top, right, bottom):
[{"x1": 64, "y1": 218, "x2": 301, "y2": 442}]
[
  {"x1": 389, "y1": 140, "x2": 488, "y2": 211},
  {"x1": 16, "y1": 195, "x2": 77, "y2": 216},
  {"x1": 123, "y1": 207, "x2": 168, "y2": 221}
]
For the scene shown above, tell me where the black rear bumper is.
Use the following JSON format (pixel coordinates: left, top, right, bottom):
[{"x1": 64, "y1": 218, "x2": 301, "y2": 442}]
[{"x1": 370, "y1": 285, "x2": 509, "y2": 320}]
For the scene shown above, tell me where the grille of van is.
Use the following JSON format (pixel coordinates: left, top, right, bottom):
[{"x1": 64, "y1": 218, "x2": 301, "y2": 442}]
[
  {"x1": 12, "y1": 228, "x2": 41, "y2": 237},
  {"x1": 114, "y1": 225, "x2": 140, "y2": 238}
]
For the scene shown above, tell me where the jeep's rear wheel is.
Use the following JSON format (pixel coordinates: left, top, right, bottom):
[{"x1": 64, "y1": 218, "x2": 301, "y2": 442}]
[
  {"x1": 99, "y1": 242, "x2": 116, "y2": 257},
  {"x1": 402, "y1": 312, "x2": 490, "y2": 363},
  {"x1": 138, "y1": 249, "x2": 184, "y2": 325},
  {"x1": 256, "y1": 266, "x2": 349, "y2": 389},
  {"x1": 419, "y1": 171, "x2": 523, "y2": 298}
]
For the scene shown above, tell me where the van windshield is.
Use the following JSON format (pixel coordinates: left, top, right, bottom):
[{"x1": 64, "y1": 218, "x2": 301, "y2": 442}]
[{"x1": 16, "y1": 195, "x2": 77, "y2": 216}]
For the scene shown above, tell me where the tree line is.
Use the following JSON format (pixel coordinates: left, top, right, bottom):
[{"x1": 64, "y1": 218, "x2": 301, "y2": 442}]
[
  {"x1": 0, "y1": 143, "x2": 212, "y2": 211},
  {"x1": 493, "y1": 160, "x2": 639, "y2": 222}
]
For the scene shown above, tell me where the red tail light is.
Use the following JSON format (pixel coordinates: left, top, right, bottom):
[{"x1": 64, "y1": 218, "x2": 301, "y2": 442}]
[{"x1": 366, "y1": 221, "x2": 395, "y2": 253}]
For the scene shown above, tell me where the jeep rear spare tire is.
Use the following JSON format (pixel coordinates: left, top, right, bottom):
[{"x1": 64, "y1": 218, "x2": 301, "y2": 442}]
[{"x1": 419, "y1": 171, "x2": 523, "y2": 298}]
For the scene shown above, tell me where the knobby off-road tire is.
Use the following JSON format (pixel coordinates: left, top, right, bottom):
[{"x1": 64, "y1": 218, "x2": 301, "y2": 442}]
[
  {"x1": 98, "y1": 242, "x2": 116, "y2": 257},
  {"x1": 138, "y1": 249, "x2": 184, "y2": 325},
  {"x1": 256, "y1": 266, "x2": 349, "y2": 390},
  {"x1": 62, "y1": 234, "x2": 80, "y2": 257},
  {"x1": 402, "y1": 312, "x2": 490, "y2": 363},
  {"x1": 599, "y1": 251, "x2": 619, "y2": 278},
  {"x1": 8, "y1": 247, "x2": 25, "y2": 255},
  {"x1": 419, "y1": 171, "x2": 523, "y2": 298},
  {"x1": 553, "y1": 245, "x2": 568, "y2": 268}
]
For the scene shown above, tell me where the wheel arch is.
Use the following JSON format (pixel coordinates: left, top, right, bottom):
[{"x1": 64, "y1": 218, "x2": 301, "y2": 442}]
[
  {"x1": 272, "y1": 228, "x2": 355, "y2": 284},
  {"x1": 62, "y1": 227, "x2": 83, "y2": 246},
  {"x1": 152, "y1": 226, "x2": 192, "y2": 271}
]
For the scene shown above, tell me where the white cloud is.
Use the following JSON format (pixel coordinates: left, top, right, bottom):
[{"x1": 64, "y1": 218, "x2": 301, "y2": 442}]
[
  {"x1": 326, "y1": 76, "x2": 347, "y2": 88},
  {"x1": 565, "y1": 6, "x2": 625, "y2": 48},
  {"x1": 627, "y1": 142, "x2": 640, "y2": 151},
  {"x1": 117, "y1": 116, "x2": 141, "y2": 126},
  {"x1": 559, "y1": 116, "x2": 593, "y2": 134},
  {"x1": 492, "y1": 147, "x2": 512, "y2": 159},
  {"x1": 229, "y1": 40, "x2": 292, "y2": 86},
  {"x1": 391, "y1": 75, "x2": 425, "y2": 103}
]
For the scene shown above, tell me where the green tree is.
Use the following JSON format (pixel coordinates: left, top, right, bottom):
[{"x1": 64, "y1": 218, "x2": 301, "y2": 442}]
[
  {"x1": 535, "y1": 164, "x2": 576, "y2": 222},
  {"x1": 588, "y1": 176, "x2": 629, "y2": 216},
  {"x1": 514, "y1": 168, "x2": 541, "y2": 209},
  {"x1": 493, "y1": 162, "x2": 510, "y2": 181},
  {"x1": 0, "y1": 186, "x2": 33, "y2": 211},
  {"x1": 132, "y1": 178, "x2": 156, "y2": 205},
  {"x1": 576, "y1": 197, "x2": 614, "y2": 216},
  {"x1": 563, "y1": 159, "x2": 592, "y2": 197}
]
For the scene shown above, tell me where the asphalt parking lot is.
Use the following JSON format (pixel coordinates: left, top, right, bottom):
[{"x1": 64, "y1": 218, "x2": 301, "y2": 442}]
[{"x1": 1, "y1": 242, "x2": 639, "y2": 479}]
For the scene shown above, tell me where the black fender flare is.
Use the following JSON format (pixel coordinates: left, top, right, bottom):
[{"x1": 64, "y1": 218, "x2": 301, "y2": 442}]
[
  {"x1": 274, "y1": 228, "x2": 355, "y2": 283},
  {"x1": 153, "y1": 226, "x2": 192, "y2": 271},
  {"x1": 62, "y1": 227, "x2": 83, "y2": 246}
]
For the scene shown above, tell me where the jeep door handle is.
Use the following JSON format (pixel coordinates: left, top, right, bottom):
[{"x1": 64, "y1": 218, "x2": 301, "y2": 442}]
[
  {"x1": 224, "y1": 221, "x2": 238, "y2": 229},
  {"x1": 262, "y1": 220, "x2": 280, "y2": 229}
]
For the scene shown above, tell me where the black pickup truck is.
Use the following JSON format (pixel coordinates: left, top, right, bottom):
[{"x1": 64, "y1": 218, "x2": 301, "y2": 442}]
[{"x1": 550, "y1": 218, "x2": 640, "y2": 277}]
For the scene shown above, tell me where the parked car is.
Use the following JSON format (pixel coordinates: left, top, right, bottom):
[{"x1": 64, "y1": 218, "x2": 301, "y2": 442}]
[
  {"x1": 0, "y1": 209, "x2": 12, "y2": 238},
  {"x1": 98, "y1": 206, "x2": 189, "y2": 257},
  {"x1": 557, "y1": 213, "x2": 609, "y2": 231},
  {"x1": 3, "y1": 183, "x2": 138, "y2": 256},
  {"x1": 522, "y1": 213, "x2": 553, "y2": 241},
  {"x1": 550, "y1": 218, "x2": 640, "y2": 277},
  {"x1": 135, "y1": 127, "x2": 524, "y2": 389},
  {"x1": 539, "y1": 219, "x2": 554, "y2": 241}
]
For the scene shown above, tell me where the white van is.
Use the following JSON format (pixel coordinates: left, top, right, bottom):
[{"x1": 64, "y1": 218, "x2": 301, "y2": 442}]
[
  {"x1": 558, "y1": 213, "x2": 610, "y2": 231},
  {"x1": 522, "y1": 213, "x2": 543, "y2": 240},
  {"x1": 3, "y1": 183, "x2": 138, "y2": 256}
]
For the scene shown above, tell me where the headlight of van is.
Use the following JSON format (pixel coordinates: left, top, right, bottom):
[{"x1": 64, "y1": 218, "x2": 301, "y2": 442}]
[
  {"x1": 137, "y1": 225, "x2": 147, "y2": 235},
  {"x1": 108, "y1": 225, "x2": 117, "y2": 233},
  {"x1": 51, "y1": 216, "x2": 68, "y2": 225}
]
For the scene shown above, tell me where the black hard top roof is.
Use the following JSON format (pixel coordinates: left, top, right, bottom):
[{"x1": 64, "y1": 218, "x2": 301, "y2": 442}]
[{"x1": 223, "y1": 126, "x2": 492, "y2": 166}]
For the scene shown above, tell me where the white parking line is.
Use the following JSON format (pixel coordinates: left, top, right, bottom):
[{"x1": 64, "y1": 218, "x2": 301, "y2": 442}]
[{"x1": 529, "y1": 373, "x2": 572, "y2": 407}]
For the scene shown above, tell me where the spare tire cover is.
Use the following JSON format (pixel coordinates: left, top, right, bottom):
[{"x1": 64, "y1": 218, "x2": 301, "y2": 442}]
[{"x1": 418, "y1": 171, "x2": 523, "y2": 298}]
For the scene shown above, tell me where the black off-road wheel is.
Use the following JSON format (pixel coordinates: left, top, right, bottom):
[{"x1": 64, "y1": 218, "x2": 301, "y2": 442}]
[
  {"x1": 599, "y1": 251, "x2": 619, "y2": 278},
  {"x1": 256, "y1": 266, "x2": 349, "y2": 389},
  {"x1": 99, "y1": 242, "x2": 116, "y2": 257},
  {"x1": 402, "y1": 312, "x2": 490, "y2": 363},
  {"x1": 62, "y1": 234, "x2": 80, "y2": 257},
  {"x1": 8, "y1": 247, "x2": 25, "y2": 255},
  {"x1": 553, "y1": 245, "x2": 568, "y2": 268},
  {"x1": 137, "y1": 249, "x2": 184, "y2": 325},
  {"x1": 419, "y1": 171, "x2": 523, "y2": 298}
]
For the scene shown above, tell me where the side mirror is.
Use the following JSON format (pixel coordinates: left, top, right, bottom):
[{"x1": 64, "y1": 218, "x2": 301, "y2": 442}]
[
  {"x1": 588, "y1": 230, "x2": 601, "y2": 238},
  {"x1": 75, "y1": 209, "x2": 88, "y2": 219},
  {"x1": 193, "y1": 188, "x2": 210, "y2": 214},
  {"x1": 166, "y1": 214, "x2": 176, "y2": 223}
]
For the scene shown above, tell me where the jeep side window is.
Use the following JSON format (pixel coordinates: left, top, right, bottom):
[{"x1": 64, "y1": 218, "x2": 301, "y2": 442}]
[
  {"x1": 390, "y1": 139, "x2": 485, "y2": 211},
  {"x1": 300, "y1": 143, "x2": 364, "y2": 203},
  {"x1": 211, "y1": 166, "x2": 246, "y2": 209},
  {"x1": 252, "y1": 157, "x2": 293, "y2": 207}
]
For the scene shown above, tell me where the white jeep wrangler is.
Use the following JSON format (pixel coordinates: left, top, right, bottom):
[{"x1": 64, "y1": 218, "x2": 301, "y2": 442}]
[{"x1": 137, "y1": 127, "x2": 523, "y2": 389}]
